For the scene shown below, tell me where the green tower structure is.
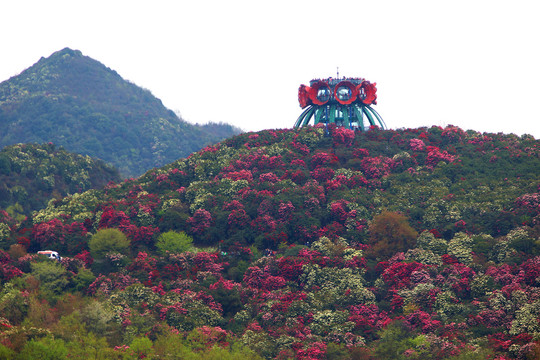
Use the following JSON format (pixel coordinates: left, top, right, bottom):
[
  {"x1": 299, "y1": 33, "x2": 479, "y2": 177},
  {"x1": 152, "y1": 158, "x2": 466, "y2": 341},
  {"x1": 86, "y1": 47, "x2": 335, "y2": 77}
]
[{"x1": 294, "y1": 77, "x2": 386, "y2": 130}]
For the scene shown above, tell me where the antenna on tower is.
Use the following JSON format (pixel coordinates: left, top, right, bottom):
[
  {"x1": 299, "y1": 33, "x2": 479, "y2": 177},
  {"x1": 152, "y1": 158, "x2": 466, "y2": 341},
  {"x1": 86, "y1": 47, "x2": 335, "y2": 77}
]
[{"x1": 337, "y1": 67, "x2": 339, "y2": 79}]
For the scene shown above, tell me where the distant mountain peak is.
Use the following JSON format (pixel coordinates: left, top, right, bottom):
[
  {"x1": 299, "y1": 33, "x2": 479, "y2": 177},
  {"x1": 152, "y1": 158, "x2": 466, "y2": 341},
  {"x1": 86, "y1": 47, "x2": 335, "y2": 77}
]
[
  {"x1": 54, "y1": 47, "x2": 83, "y2": 57},
  {"x1": 0, "y1": 49, "x2": 241, "y2": 177}
]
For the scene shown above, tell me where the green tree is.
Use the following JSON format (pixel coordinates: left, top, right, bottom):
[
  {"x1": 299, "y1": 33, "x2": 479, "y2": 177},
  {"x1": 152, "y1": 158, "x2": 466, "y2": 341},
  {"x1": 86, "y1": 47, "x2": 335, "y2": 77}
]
[
  {"x1": 124, "y1": 337, "x2": 154, "y2": 360},
  {"x1": 0, "y1": 343, "x2": 15, "y2": 359},
  {"x1": 16, "y1": 336, "x2": 68, "y2": 360},
  {"x1": 30, "y1": 260, "x2": 69, "y2": 297},
  {"x1": 72, "y1": 267, "x2": 96, "y2": 292},
  {"x1": 65, "y1": 332, "x2": 112, "y2": 360},
  {"x1": 156, "y1": 231, "x2": 194, "y2": 255},
  {"x1": 88, "y1": 228, "x2": 130, "y2": 260},
  {"x1": 373, "y1": 321, "x2": 432, "y2": 360}
]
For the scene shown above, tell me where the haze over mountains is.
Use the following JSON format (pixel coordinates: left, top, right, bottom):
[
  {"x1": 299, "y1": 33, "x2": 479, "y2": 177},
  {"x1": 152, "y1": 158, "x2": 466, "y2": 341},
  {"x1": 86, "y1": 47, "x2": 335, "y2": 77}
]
[{"x1": 0, "y1": 48, "x2": 241, "y2": 177}]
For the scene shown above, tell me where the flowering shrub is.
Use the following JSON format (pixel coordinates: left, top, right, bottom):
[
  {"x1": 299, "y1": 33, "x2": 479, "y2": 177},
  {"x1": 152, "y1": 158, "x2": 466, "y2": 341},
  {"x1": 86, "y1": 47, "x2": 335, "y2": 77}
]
[
  {"x1": 425, "y1": 146, "x2": 457, "y2": 166},
  {"x1": 330, "y1": 127, "x2": 355, "y2": 146},
  {"x1": 360, "y1": 156, "x2": 393, "y2": 178},
  {"x1": 410, "y1": 138, "x2": 426, "y2": 151},
  {"x1": 310, "y1": 152, "x2": 339, "y2": 169},
  {"x1": 187, "y1": 209, "x2": 212, "y2": 235},
  {"x1": 4, "y1": 125, "x2": 540, "y2": 358}
]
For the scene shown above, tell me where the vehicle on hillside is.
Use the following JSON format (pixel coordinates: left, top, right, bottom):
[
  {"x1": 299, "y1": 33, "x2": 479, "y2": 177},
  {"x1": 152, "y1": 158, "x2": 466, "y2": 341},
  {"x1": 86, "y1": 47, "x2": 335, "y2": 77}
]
[{"x1": 37, "y1": 250, "x2": 61, "y2": 261}]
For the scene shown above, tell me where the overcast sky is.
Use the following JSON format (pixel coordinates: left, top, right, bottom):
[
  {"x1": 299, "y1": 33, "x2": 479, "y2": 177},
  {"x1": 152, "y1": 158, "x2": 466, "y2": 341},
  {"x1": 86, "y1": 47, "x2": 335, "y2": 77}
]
[{"x1": 2, "y1": 0, "x2": 539, "y2": 138}]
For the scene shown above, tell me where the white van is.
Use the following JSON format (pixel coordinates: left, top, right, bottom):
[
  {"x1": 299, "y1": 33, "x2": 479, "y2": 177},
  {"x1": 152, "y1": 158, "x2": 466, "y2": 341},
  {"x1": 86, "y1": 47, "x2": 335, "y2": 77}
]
[{"x1": 37, "y1": 250, "x2": 61, "y2": 261}]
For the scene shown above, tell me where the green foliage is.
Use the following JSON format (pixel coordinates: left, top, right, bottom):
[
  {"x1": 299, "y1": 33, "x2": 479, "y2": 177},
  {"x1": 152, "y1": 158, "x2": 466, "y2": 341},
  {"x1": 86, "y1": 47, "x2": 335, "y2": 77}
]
[
  {"x1": 71, "y1": 267, "x2": 96, "y2": 292},
  {"x1": 447, "y1": 232, "x2": 473, "y2": 264},
  {"x1": 156, "y1": 231, "x2": 194, "y2": 255},
  {"x1": 79, "y1": 300, "x2": 119, "y2": 343},
  {"x1": 124, "y1": 337, "x2": 154, "y2": 359},
  {"x1": 0, "y1": 283, "x2": 29, "y2": 325},
  {"x1": 0, "y1": 143, "x2": 120, "y2": 215},
  {"x1": 64, "y1": 331, "x2": 112, "y2": 360},
  {"x1": 374, "y1": 321, "x2": 434, "y2": 360},
  {"x1": 30, "y1": 260, "x2": 69, "y2": 296},
  {"x1": 16, "y1": 336, "x2": 68, "y2": 360},
  {"x1": 0, "y1": 48, "x2": 241, "y2": 177},
  {"x1": 447, "y1": 348, "x2": 495, "y2": 360},
  {"x1": 0, "y1": 343, "x2": 15, "y2": 359},
  {"x1": 507, "y1": 227, "x2": 540, "y2": 256},
  {"x1": 153, "y1": 331, "x2": 263, "y2": 359},
  {"x1": 89, "y1": 228, "x2": 130, "y2": 260}
]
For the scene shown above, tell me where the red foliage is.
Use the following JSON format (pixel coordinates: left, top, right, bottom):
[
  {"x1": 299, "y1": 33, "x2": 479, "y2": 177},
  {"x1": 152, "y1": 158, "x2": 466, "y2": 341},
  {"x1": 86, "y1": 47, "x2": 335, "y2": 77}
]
[
  {"x1": 277, "y1": 201, "x2": 295, "y2": 221},
  {"x1": 405, "y1": 310, "x2": 442, "y2": 332},
  {"x1": 381, "y1": 261, "x2": 428, "y2": 289},
  {"x1": 278, "y1": 256, "x2": 307, "y2": 281},
  {"x1": 360, "y1": 156, "x2": 393, "y2": 179},
  {"x1": 425, "y1": 146, "x2": 457, "y2": 166},
  {"x1": 290, "y1": 141, "x2": 310, "y2": 155},
  {"x1": 348, "y1": 304, "x2": 390, "y2": 335},
  {"x1": 311, "y1": 152, "x2": 339, "y2": 168},
  {"x1": 442, "y1": 254, "x2": 459, "y2": 265},
  {"x1": 329, "y1": 200, "x2": 352, "y2": 222},
  {"x1": 193, "y1": 252, "x2": 224, "y2": 274},
  {"x1": 310, "y1": 167, "x2": 335, "y2": 183},
  {"x1": 125, "y1": 225, "x2": 159, "y2": 247},
  {"x1": 99, "y1": 207, "x2": 131, "y2": 229},
  {"x1": 330, "y1": 127, "x2": 355, "y2": 146},
  {"x1": 296, "y1": 342, "x2": 327, "y2": 360},
  {"x1": 441, "y1": 125, "x2": 466, "y2": 143},
  {"x1": 227, "y1": 209, "x2": 250, "y2": 229},
  {"x1": 88, "y1": 273, "x2": 138, "y2": 295},
  {"x1": 409, "y1": 138, "x2": 426, "y2": 151},
  {"x1": 243, "y1": 266, "x2": 286, "y2": 290},
  {"x1": 259, "y1": 172, "x2": 280, "y2": 183},
  {"x1": 0, "y1": 252, "x2": 23, "y2": 281},
  {"x1": 209, "y1": 277, "x2": 241, "y2": 291},
  {"x1": 251, "y1": 215, "x2": 277, "y2": 233},
  {"x1": 223, "y1": 169, "x2": 253, "y2": 182},
  {"x1": 188, "y1": 209, "x2": 213, "y2": 235},
  {"x1": 74, "y1": 250, "x2": 93, "y2": 267},
  {"x1": 31, "y1": 218, "x2": 66, "y2": 248},
  {"x1": 353, "y1": 148, "x2": 369, "y2": 158},
  {"x1": 520, "y1": 256, "x2": 540, "y2": 286},
  {"x1": 514, "y1": 193, "x2": 540, "y2": 216}
]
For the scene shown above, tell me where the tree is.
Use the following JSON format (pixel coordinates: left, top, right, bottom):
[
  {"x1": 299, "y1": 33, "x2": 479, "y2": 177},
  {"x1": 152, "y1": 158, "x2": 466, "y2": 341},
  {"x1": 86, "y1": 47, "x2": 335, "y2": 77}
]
[
  {"x1": 17, "y1": 336, "x2": 68, "y2": 360},
  {"x1": 88, "y1": 228, "x2": 130, "y2": 260},
  {"x1": 156, "y1": 231, "x2": 193, "y2": 255},
  {"x1": 368, "y1": 211, "x2": 418, "y2": 260},
  {"x1": 31, "y1": 260, "x2": 69, "y2": 297}
]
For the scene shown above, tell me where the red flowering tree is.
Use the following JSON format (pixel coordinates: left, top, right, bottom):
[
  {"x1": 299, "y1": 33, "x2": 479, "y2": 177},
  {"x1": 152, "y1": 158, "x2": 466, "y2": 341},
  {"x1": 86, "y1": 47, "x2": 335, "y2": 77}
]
[{"x1": 188, "y1": 209, "x2": 213, "y2": 236}]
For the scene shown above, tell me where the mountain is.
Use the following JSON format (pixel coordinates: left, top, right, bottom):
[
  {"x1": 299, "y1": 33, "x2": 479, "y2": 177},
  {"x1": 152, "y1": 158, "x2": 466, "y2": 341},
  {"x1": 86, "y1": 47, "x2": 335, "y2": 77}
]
[
  {"x1": 0, "y1": 142, "x2": 120, "y2": 217},
  {"x1": 0, "y1": 125, "x2": 539, "y2": 358},
  {"x1": 0, "y1": 48, "x2": 241, "y2": 177}
]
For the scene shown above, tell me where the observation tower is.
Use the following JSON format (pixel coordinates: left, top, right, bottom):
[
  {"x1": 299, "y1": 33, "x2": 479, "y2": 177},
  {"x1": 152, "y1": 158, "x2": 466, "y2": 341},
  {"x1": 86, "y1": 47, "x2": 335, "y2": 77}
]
[{"x1": 294, "y1": 76, "x2": 386, "y2": 130}]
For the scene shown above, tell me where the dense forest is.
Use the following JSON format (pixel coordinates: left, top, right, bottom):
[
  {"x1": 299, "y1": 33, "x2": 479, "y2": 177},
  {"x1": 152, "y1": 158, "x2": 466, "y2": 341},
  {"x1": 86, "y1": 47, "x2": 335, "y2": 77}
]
[
  {"x1": 0, "y1": 48, "x2": 241, "y2": 177},
  {"x1": 0, "y1": 125, "x2": 539, "y2": 359},
  {"x1": 0, "y1": 142, "x2": 120, "y2": 218}
]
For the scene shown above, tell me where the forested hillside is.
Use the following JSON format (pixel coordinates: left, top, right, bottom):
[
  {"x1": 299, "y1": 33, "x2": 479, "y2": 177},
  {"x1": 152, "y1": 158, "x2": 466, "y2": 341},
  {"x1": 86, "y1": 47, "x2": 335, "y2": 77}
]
[
  {"x1": 0, "y1": 48, "x2": 241, "y2": 177},
  {"x1": 0, "y1": 142, "x2": 120, "y2": 218},
  {"x1": 0, "y1": 125, "x2": 539, "y2": 359}
]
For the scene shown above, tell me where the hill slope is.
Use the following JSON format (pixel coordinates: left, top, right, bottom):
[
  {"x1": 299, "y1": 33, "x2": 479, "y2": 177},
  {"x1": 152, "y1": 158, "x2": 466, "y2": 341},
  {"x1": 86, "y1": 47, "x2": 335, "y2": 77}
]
[
  {"x1": 0, "y1": 48, "x2": 241, "y2": 177},
  {"x1": 0, "y1": 125, "x2": 539, "y2": 359},
  {"x1": 0, "y1": 142, "x2": 120, "y2": 217}
]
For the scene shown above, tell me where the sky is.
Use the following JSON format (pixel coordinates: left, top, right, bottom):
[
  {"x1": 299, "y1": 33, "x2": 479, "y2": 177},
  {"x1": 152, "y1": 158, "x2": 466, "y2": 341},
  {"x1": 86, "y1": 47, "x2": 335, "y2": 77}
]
[{"x1": 1, "y1": 0, "x2": 539, "y2": 138}]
